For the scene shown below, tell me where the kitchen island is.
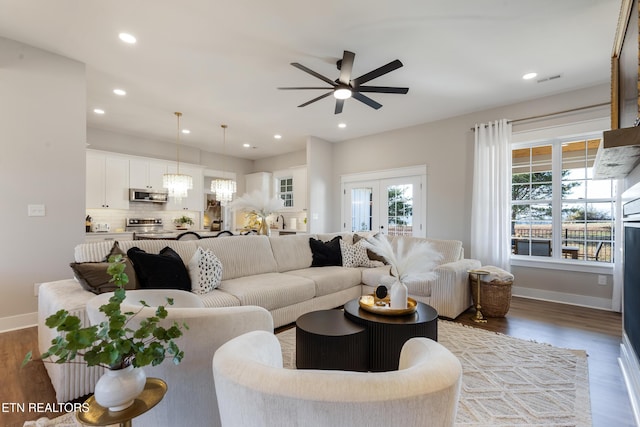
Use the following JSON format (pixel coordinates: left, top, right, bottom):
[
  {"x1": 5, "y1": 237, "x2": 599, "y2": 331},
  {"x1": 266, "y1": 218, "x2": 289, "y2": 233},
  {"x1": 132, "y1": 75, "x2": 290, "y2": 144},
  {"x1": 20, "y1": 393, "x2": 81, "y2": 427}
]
[{"x1": 133, "y1": 229, "x2": 234, "y2": 240}]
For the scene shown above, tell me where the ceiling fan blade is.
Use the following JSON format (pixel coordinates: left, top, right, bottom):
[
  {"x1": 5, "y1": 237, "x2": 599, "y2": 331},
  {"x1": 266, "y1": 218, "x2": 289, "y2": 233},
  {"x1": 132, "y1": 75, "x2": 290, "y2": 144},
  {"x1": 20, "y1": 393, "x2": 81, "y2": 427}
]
[
  {"x1": 334, "y1": 99, "x2": 344, "y2": 114},
  {"x1": 338, "y1": 50, "x2": 355, "y2": 85},
  {"x1": 356, "y1": 86, "x2": 409, "y2": 94},
  {"x1": 291, "y1": 63, "x2": 337, "y2": 87},
  {"x1": 352, "y1": 59, "x2": 403, "y2": 87},
  {"x1": 352, "y1": 92, "x2": 382, "y2": 110},
  {"x1": 278, "y1": 87, "x2": 334, "y2": 90},
  {"x1": 297, "y1": 91, "x2": 333, "y2": 108}
]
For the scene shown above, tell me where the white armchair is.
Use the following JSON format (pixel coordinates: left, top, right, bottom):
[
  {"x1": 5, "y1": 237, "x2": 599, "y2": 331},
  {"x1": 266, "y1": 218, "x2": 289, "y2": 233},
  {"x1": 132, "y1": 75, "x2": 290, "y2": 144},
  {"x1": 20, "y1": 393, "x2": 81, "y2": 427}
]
[
  {"x1": 212, "y1": 330, "x2": 462, "y2": 427},
  {"x1": 86, "y1": 290, "x2": 274, "y2": 427}
]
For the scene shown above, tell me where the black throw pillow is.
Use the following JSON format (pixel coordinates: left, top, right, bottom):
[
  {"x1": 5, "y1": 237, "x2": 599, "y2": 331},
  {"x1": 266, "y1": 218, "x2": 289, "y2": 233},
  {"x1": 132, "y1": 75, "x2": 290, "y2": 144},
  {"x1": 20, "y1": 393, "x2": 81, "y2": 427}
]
[
  {"x1": 309, "y1": 236, "x2": 343, "y2": 267},
  {"x1": 126, "y1": 246, "x2": 191, "y2": 291}
]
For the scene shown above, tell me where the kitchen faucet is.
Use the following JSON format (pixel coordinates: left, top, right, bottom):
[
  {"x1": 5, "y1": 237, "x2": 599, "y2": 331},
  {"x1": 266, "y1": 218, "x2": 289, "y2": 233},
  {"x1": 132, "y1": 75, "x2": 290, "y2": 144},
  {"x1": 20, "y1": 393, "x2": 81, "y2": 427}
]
[{"x1": 277, "y1": 214, "x2": 285, "y2": 229}]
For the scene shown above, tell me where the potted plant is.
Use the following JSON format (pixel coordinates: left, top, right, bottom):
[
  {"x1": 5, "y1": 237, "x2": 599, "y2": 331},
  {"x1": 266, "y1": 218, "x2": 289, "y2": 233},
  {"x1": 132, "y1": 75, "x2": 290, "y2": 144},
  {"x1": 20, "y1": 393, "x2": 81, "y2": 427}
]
[
  {"x1": 23, "y1": 255, "x2": 188, "y2": 411},
  {"x1": 174, "y1": 215, "x2": 194, "y2": 230}
]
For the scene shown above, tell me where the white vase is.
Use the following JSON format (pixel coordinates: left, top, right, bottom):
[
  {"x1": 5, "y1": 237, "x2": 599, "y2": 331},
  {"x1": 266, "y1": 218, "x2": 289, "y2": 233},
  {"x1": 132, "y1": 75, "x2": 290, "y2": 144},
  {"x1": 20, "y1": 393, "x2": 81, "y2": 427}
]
[
  {"x1": 390, "y1": 280, "x2": 408, "y2": 309},
  {"x1": 94, "y1": 365, "x2": 146, "y2": 411}
]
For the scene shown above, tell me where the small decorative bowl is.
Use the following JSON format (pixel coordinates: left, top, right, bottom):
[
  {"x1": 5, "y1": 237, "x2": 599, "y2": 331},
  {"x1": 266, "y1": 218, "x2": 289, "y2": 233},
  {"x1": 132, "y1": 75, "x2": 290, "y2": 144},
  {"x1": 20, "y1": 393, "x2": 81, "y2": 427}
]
[{"x1": 358, "y1": 294, "x2": 417, "y2": 316}]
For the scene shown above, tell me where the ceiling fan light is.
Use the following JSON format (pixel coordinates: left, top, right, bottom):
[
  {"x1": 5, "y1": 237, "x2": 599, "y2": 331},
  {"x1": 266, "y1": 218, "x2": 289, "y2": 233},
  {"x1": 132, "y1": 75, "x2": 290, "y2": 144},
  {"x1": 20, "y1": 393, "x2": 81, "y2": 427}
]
[{"x1": 334, "y1": 88, "x2": 352, "y2": 100}]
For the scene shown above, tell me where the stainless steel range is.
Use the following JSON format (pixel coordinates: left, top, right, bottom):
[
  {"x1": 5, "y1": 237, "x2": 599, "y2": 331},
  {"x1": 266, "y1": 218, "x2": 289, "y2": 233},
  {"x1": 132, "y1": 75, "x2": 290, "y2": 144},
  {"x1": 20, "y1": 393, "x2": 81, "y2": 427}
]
[{"x1": 125, "y1": 218, "x2": 164, "y2": 234}]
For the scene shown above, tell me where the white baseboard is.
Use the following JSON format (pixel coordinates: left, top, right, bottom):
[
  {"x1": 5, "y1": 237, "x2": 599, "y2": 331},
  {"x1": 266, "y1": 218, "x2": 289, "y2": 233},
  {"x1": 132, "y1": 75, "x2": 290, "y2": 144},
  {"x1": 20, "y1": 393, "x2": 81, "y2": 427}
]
[
  {"x1": 0, "y1": 312, "x2": 37, "y2": 333},
  {"x1": 620, "y1": 333, "x2": 640, "y2": 426},
  {"x1": 512, "y1": 286, "x2": 614, "y2": 311}
]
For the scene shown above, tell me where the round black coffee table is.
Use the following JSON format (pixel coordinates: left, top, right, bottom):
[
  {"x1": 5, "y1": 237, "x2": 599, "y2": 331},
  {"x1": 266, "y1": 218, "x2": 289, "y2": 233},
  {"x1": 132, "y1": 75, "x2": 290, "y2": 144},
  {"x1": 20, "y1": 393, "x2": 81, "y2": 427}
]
[
  {"x1": 343, "y1": 298, "x2": 438, "y2": 371},
  {"x1": 296, "y1": 309, "x2": 368, "y2": 371}
]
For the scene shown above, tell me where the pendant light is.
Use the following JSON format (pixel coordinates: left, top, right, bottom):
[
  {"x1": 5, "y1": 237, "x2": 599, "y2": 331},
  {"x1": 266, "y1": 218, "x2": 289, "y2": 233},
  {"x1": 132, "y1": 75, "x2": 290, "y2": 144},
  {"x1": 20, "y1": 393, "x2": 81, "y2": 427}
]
[
  {"x1": 163, "y1": 112, "x2": 193, "y2": 200},
  {"x1": 211, "y1": 124, "x2": 237, "y2": 205}
]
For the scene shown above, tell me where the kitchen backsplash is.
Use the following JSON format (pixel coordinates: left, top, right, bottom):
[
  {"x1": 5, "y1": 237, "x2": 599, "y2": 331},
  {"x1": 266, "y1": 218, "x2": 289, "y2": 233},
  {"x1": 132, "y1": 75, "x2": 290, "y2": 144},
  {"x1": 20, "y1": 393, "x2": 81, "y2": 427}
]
[
  {"x1": 87, "y1": 204, "x2": 308, "y2": 232},
  {"x1": 86, "y1": 203, "x2": 202, "y2": 232}
]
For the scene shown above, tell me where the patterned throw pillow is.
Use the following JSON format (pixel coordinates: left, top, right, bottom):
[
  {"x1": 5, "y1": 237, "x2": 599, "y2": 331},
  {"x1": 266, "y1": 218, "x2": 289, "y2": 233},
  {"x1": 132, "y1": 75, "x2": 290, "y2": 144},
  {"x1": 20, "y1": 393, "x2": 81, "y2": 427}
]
[
  {"x1": 340, "y1": 239, "x2": 375, "y2": 268},
  {"x1": 188, "y1": 247, "x2": 223, "y2": 295}
]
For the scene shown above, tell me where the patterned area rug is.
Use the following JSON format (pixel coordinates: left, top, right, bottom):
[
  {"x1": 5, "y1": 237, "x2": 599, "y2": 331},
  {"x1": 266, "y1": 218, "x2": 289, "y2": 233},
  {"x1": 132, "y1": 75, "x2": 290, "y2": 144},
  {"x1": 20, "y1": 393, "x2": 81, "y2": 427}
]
[
  {"x1": 277, "y1": 320, "x2": 591, "y2": 427},
  {"x1": 26, "y1": 320, "x2": 590, "y2": 427}
]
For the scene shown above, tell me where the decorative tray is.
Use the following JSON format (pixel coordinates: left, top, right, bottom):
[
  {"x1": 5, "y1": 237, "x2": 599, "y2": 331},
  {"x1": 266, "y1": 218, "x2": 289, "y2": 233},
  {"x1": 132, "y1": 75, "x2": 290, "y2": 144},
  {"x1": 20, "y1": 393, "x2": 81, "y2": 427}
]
[{"x1": 358, "y1": 294, "x2": 417, "y2": 316}]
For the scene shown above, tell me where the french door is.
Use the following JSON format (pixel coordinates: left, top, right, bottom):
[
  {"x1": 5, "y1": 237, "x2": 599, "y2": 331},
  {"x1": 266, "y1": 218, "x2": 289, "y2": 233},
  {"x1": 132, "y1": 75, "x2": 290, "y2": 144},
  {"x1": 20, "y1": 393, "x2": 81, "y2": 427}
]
[{"x1": 343, "y1": 176, "x2": 424, "y2": 237}]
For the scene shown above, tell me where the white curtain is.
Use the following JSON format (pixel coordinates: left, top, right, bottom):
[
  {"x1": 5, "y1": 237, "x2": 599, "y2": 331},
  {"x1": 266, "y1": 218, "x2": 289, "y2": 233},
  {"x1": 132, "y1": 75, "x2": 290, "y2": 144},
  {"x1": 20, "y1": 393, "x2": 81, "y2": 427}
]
[{"x1": 471, "y1": 119, "x2": 512, "y2": 270}]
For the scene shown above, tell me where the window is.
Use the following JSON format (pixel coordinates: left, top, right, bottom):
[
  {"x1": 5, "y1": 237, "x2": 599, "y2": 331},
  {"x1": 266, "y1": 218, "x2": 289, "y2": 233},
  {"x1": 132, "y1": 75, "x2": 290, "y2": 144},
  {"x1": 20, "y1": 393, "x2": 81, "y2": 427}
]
[
  {"x1": 278, "y1": 177, "x2": 293, "y2": 207},
  {"x1": 511, "y1": 133, "x2": 615, "y2": 263}
]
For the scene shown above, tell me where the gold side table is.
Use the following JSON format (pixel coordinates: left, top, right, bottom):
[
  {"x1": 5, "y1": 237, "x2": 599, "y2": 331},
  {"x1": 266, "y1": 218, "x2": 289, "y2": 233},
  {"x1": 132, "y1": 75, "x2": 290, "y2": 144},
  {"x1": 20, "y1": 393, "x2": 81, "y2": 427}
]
[
  {"x1": 76, "y1": 378, "x2": 167, "y2": 427},
  {"x1": 468, "y1": 269, "x2": 490, "y2": 324}
]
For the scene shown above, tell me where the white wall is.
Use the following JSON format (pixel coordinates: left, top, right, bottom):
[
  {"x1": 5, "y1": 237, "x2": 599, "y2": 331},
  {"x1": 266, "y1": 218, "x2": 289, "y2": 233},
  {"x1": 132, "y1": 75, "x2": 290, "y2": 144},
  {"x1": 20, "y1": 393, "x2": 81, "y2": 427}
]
[
  {"x1": 331, "y1": 83, "x2": 614, "y2": 308},
  {"x1": 307, "y1": 136, "x2": 334, "y2": 233},
  {"x1": 253, "y1": 150, "x2": 306, "y2": 173},
  {"x1": 0, "y1": 37, "x2": 86, "y2": 330}
]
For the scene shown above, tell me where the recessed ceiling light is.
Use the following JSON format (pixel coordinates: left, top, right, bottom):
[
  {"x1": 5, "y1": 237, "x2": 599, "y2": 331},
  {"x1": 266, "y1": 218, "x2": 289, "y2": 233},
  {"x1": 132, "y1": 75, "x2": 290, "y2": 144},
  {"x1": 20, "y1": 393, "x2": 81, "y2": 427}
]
[
  {"x1": 181, "y1": 129, "x2": 190, "y2": 134},
  {"x1": 522, "y1": 72, "x2": 537, "y2": 80},
  {"x1": 274, "y1": 134, "x2": 282, "y2": 139},
  {"x1": 93, "y1": 108, "x2": 105, "y2": 115},
  {"x1": 338, "y1": 123, "x2": 347, "y2": 128},
  {"x1": 243, "y1": 143, "x2": 251, "y2": 148},
  {"x1": 113, "y1": 88, "x2": 126, "y2": 96},
  {"x1": 118, "y1": 33, "x2": 137, "y2": 44}
]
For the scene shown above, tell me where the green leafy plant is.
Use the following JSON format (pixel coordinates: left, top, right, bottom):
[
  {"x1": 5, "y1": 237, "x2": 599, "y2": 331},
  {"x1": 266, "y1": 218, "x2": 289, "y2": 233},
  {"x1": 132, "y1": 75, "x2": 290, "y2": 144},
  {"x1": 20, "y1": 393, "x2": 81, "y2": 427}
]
[
  {"x1": 174, "y1": 215, "x2": 194, "y2": 226},
  {"x1": 23, "y1": 255, "x2": 188, "y2": 370}
]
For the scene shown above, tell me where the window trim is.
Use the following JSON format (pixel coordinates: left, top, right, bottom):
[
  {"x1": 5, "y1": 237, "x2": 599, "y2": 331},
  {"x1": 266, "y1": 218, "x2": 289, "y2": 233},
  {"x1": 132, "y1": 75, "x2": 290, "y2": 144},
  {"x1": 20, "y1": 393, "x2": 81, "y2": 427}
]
[
  {"x1": 278, "y1": 176, "x2": 294, "y2": 208},
  {"x1": 511, "y1": 131, "x2": 615, "y2": 267}
]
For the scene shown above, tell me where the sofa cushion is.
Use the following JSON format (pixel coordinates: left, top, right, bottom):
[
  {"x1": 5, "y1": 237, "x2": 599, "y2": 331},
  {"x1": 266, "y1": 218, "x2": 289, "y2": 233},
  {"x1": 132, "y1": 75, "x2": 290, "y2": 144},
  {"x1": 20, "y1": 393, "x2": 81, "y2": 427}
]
[
  {"x1": 217, "y1": 273, "x2": 316, "y2": 311},
  {"x1": 309, "y1": 236, "x2": 343, "y2": 267},
  {"x1": 69, "y1": 261, "x2": 136, "y2": 294},
  {"x1": 74, "y1": 240, "x2": 118, "y2": 263},
  {"x1": 198, "y1": 289, "x2": 242, "y2": 308},
  {"x1": 127, "y1": 246, "x2": 191, "y2": 291},
  {"x1": 316, "y1": 232, "x2": 354, "y2": 245},
  {"x1": 188, "y1": 247, "x2": 223, "y2": 295},
  {"x1": 69, "y1": 241, "x2": 138, "y2": 294},
  {"x1": 198, "y1": 236, "x2": 278, "y2": 280},
  {"x1": 117, "y1": 240, "x2": 198, "y2": 265},
  {"x1": 285, "y1": 266, "x2": 361, "y2": 297},
  {"x1": 339, "y1": 239, "x2": 373, "y2": 268},
  {"x1": 269, "y1": 234, "x2": 315, "y2": 272},
  {"x1": 353, "y1": 233, "x2": 388, "y2": 264},
  {"x1": 388, "y1": 236, "x2": 462, "y2": 265},
  {"x1": 361, "y1": 265, "x2": 393, "y2": 288}
]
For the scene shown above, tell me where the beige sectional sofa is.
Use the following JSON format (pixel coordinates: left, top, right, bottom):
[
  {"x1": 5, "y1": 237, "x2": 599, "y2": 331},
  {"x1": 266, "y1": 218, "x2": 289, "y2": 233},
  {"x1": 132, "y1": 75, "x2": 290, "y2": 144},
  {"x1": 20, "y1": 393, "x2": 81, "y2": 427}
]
[{"x1": 38, "y1": 232, "x2": 479, "y2": 402}]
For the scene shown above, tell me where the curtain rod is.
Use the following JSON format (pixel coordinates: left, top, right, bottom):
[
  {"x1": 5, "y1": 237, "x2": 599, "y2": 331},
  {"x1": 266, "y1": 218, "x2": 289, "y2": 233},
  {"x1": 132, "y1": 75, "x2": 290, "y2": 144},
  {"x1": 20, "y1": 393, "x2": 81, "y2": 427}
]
[{"x1": 470, "y1": 102, "x2": 610, "y2": 131}]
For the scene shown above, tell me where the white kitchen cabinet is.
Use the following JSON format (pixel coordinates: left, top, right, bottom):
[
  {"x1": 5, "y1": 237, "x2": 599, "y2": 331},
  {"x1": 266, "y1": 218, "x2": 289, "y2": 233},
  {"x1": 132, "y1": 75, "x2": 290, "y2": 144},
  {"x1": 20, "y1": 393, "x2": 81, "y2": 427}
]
[
  {"x1": 292, "y1": 166, "x2": 307, "y2": 212},
  {"x1": 129, "y1": 159, "x2": 167, "y2": 191},
  {"x1": 166, "y1": 164, "x2": 204, "y2": 212},
  {"x1": 86, "y1": 151, "x2": 129, "y2": 209},
  {"x1": 274, "y1": 166, "x2": 307, "y2": 211},
  {"x1": 245, "y1": 172, "x2": 272, "y2": 195}
]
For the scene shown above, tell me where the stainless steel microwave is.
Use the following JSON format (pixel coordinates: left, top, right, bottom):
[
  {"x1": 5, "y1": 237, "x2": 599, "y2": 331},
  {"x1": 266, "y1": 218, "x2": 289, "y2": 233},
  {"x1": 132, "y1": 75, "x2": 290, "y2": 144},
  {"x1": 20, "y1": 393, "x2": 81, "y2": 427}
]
[{"x1": 129, "y1": 188, "x2": 168, "y2": 203}]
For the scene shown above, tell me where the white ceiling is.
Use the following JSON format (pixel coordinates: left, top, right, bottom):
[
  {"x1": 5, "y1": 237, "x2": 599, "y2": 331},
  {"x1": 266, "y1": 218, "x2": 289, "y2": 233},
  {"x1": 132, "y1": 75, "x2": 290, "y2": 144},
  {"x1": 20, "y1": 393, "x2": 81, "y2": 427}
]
[{"x1": 0, "y1": 0, "x2": 620, "y2": 160}]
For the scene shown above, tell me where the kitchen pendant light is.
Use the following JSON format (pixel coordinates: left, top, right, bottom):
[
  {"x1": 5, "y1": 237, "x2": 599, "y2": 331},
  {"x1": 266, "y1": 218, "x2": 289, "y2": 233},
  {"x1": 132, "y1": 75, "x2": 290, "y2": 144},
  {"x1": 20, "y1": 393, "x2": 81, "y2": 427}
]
[
  {"x1": 211, "y1": 124, "x2": 236, "y2": 205},
  {"x1": 163, "y1": 112, "x2": 193, "y2": 200}
]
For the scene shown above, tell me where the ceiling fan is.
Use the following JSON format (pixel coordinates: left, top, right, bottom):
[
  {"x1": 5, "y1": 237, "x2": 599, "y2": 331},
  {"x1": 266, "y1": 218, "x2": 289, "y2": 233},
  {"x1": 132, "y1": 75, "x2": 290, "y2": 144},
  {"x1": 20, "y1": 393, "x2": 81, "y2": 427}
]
[{"x1": 278, "y1": 50, "x2": 409, "y2": 114}]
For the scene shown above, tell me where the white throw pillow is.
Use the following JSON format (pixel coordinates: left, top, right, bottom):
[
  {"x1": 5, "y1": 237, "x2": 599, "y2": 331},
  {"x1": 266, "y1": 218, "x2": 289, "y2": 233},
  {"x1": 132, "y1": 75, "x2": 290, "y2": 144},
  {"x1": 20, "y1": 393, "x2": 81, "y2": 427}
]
[
  {"x1": 188, "y1": 247, "x2": 223, "y2": 294},
  {"x1": 340, "y1": 239, "x2": 376, "y2": 268}
]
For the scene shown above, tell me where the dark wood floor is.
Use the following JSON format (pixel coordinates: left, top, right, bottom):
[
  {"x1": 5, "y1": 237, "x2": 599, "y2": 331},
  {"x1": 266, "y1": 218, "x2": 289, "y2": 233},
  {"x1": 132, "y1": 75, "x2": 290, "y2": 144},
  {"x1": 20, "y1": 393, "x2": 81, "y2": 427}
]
[{"x1": 0, "y1": 296, "x2": 636, "y2": 427}]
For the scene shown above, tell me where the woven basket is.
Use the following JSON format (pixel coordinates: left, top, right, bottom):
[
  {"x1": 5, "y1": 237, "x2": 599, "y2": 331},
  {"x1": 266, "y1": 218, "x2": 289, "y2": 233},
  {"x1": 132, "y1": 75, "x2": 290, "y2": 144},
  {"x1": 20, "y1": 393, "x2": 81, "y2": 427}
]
[{"x1": 470, "y1": 275, "x2": 513, "y2": 317}]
